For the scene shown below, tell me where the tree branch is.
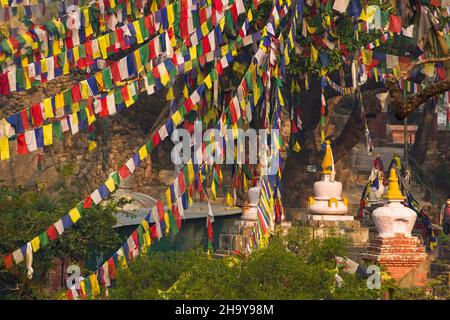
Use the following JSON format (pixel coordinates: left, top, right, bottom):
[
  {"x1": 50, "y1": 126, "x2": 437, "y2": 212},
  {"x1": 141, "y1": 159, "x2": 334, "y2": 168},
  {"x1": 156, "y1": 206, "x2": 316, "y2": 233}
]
[
  {"x1": 394, "y1": 56, "x2": 450, "y2": 81},
  {"x1": 386, "y1": 76, "x2": 450, "y2": 119}
]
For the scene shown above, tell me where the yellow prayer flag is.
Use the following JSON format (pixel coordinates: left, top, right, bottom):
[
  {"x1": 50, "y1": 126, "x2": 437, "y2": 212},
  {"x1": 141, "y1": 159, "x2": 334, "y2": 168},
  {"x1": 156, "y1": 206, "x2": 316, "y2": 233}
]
[
  {"x1": 41, "y1": 58, "x2": 48, "y2": 73},
  {"x1": 105, "y1": 176, "x2": 116, "y2": 192},
  {"x1": 80, "y1": 280, "x2": 87, "y2": 296},
  {"x1": 55, "y1": 92, "x2": 64, "y2": 109},
  {"x1": 204, "y1": 75, "x2": 212, "y2": 89},
  {"x1": 226, "y1": 193, "x2": 234, "y2": 207},
  {"x1": 144, "y1": 231, "x2": 151, "y2": 247},
  {"x1": 69, "y1": 208, "x2": 81, "y2": 223},
  {"x1": 211, "y1": 181, "x2": 217, "y2": 199},
  {"x1": 160, "y1": 70, "x2": 170, "y2": 86},
  {"x1": 189, "y1": 46, "x2": 197, "y2": 60},
  {"x1": 24, "y1": 70, "x2": 31, "y2": 89},
  {"x1": 164, "y1": 212, "x2": 170, "y2": 235},
  {"x1": 52, "y1": 39, "x2": 61, "y2": 56},
  {"x1": 166, "y1": 86, "x2": 175, "y2": 100},
  {"x1": 98, "y1": 35, "x2": 108, "y2": 59},
  {"x1": 248, "y1": 10, "x2": 253, "y2": 22},
  {"x1": 133, "y1": 21, "x2": 144, "y2": 44},
  {"x1": 232, "y1": 62, "x2": 247, "y2": 74},
  {"x1": 184, "y1": 60, "x2": 192, "y2": 72},
  {"x1": 311, "y1": 44, "x2": 318, "y2": 63},
  {"x1": 138, "y1": 145, "x2": 148, "y2": 160},
  {"x1": 89, "y1": 274, "x2": 100, "y2": 296},
  {"x1": 142, "y1": 220, "x2": 150, "y2": 232},
  {"x1": 63, "y1": 55, "x2": 70, "y2": 75},
  {"x1": 201, "y1": 22, "x2": 209, "y2": 37},
  {"x1": 134, "y1": 51, "x2": 143, "y2": 73},
  {"x1": 43, "y1": 124, "x2": 53, "y2": 146},
  {"x1": 277, "y1": 88, "x2": 285, "y2": 106},
  {"x1": 151, "y1": 0, "x2": 158, "y2": 12},
  {"x1": 171, "y1": 111, "x2": 182, "y2": 125},
  {"x1": 187, "y1": 163, "x2": 194, "y2": 182},
  {"x1": 95, "y1": 73, "x2": 104, "y2": 91},
  {"x1": 73, "y1": 46, "x2": 80, "y2": 62},
  {"x1": 88, "y1": 140, "x2": 97, "y2": 152},
  {"x1": 166, "y1": 189, "x2": 172, "y2": 208},
  {"x1": 80, "y1": 81, "x2": 90, "y2": 99},
  {"x1": 306, "y1": 22, "x2": 317, "y2": 34},
  {"x1": 31, "y1": 237, "x2": 40, "y2": 253},
  {"x1": 167, "y1": 4, "x2": 175, "y2": 25},
  {"x1": 361, "y1": 49, "x2": 373, "y2": 65},
  {"x1": 83, "y1": 9, "x2": 93, "y2": 37},
  {"x1": 44, "y1": 98, "x2": 54, "y2": 118},
  {"x1": 359, "y1": 5, "x2": 377, "y2": 23},
  {"x1": 0, "y1": 136, "x2": 9, "y2": 160}
]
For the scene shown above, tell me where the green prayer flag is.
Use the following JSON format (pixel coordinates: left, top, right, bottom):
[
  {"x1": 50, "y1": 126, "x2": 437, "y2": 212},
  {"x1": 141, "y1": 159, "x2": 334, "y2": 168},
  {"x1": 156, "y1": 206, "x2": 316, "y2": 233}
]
[
  {"x1": 64, "y1": 89, "x2": 72, "y2": 107},
  {"x1": 111, "y1": 171, "x2": 120, "y2": 186},
  {"x1": 168, "y1": 210, "x2": 178, "y2": 235},
  {"x1": 53, "y1": 122, "x2": 63, "y2": 141},
  {"x1": 102, "y1": 69, "x2": 113, "y2": 89},
  {"x1": 145, "y1": 140, "x2": 154, "y2": 153},
  {"x1": 114, "y1": 89, "x2": 123, "y2": 105},
  {"x1": 39, "y1": 231, "x2": 50, "y2": 248}
]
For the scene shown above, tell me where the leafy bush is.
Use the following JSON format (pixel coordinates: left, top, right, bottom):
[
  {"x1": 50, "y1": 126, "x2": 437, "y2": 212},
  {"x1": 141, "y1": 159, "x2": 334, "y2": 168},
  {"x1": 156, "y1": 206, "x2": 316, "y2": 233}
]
[
  {"x1": 109, "y1": 226, "x2": 383, "y2": 300},
  {"x1": 0, "y1": 187, "x2": 123, "y2": 300}
]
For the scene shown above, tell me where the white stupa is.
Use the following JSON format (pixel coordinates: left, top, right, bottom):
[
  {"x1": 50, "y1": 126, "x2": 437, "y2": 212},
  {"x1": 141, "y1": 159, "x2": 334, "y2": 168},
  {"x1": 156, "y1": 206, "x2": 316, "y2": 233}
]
[{"x1": 307, "y1": 140, "x2": 352, "y2": 221}]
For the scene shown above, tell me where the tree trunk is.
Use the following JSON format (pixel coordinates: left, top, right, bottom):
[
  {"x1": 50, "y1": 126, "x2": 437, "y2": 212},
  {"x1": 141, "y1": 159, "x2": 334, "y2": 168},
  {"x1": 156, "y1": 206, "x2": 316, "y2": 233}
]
[
  {"x1": 281, "y1": 76, "x2": 322, "y2": 210},
  {"x1": 282, "y1": 77, "x2": 385, "y2": 210},
  {"x1": 411, "y1": 99, "x2": 437, "y2": 164}
]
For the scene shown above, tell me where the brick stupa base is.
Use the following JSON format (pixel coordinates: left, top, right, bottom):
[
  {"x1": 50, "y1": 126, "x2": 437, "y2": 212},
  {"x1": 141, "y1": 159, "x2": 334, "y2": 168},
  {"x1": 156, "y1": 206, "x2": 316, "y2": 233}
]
[{"x1": 362, "y1": 234, "x2": 428, "y2": 286}]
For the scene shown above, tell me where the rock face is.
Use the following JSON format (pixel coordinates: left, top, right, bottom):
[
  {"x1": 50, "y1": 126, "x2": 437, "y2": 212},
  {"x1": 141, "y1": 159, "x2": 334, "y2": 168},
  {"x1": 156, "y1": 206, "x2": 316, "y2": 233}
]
[{"x1": 0, "y1": 74, "x2": 176, "y2": 201}]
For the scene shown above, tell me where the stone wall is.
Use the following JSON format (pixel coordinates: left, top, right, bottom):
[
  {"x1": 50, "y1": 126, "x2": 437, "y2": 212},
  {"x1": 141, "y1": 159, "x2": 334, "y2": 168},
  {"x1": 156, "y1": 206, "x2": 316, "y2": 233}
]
[{"x1": 0, "y1": 74, "x2": 177, "y2": 201}]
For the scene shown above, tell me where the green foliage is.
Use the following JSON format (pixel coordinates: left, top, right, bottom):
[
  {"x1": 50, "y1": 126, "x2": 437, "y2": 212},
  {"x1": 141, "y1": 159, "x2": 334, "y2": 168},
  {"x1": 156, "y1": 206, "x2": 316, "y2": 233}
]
[
  {"x1": 393, "y1": 276, "x2": 450, "y2": 300},
  {"x1": 109, "y1": 226, "x2": 383, "y2": 300},
  {"x1": 0, "y1": 187, "x2": 123, "y2": 300}
]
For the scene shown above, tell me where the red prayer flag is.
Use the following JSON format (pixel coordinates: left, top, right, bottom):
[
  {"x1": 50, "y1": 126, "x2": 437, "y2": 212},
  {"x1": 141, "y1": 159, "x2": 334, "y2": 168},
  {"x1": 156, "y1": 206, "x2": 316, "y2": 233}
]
[
  {"x1": 108, "y1": 258, "x2": 116, "y2": 280},
  {"x1": 202, "y1": 37, "x2": 211, "y2": 54},
  {"x1": 118, "y1": 165, "x2": 131, "y2": 180},
  {"x1": 230, "y1": 3, "x2": 238, "y2": 22},
  {"x1": 389, "y1": 15, "x2": 402, "y2": 34},
  {"x1": 72, "y1": 84, "x2": 82, "y2": 103},
  {"x1": 110, "y1": 62, "x2": 121, "y2": 84},
  {"x1": 17, "y1": 133, "x2": 29, "y2": 154},
  {"x1": 156, "y1": 201, "x2": 165, "y2": 221},
  {"x1": 216, "y1": 61, "x2": 223, "y2": 75},
  {"x1": 20, "y1": 110, "x2": 30, "y2": 131},
  {"x1": 152, "y1": 132, "x2": 161, "y2": 147},
  {"x1": 46, "y1": 225, "x2": 58, "y2": 241},
  {"x1": 0, "y1": 72, "x2": 11, "y2": 95},
  {"x1": 178, "y1": 171, "x2": 186, "y2": 194},
  {"x1": 31, "y1": 104, "x2": 44, "y2": 126},
  {"x1": 3, "y1": 253, "x2": 14, "y2": 269},
  {"x1": 120, "y1": 86, "x2": 130, "y2": 103},
  {"x1": 83, "y1": 196, "x2": 93, "y2": 209}
]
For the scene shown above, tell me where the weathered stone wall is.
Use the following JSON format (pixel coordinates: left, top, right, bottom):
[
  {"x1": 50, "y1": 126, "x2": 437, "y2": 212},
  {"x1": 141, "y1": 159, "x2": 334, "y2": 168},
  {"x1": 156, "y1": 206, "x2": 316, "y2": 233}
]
[{"x1": 0, "y1": 75, "x2": 176, "y2": 201}]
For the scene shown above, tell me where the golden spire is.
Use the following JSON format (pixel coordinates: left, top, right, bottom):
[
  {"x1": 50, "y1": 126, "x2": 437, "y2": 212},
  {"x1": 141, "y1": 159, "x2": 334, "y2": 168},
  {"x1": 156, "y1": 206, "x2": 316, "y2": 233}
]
[
  {"x1": 321, "y1": 140, "x2": 333, "y2": 175},
  {"x1": 385, "y1": 168, "x2": 405, "y2": 200}
]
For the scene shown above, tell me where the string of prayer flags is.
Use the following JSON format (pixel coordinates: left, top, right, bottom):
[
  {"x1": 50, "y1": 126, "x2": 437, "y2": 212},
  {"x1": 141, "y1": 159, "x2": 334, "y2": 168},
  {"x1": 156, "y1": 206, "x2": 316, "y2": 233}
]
[
  {"x1": 0, "y1": 0, "x2": 150, "y2": 69},
  {"x1": 1, "y1": 13, "x2": 252, "y2": 266},
  {"x1": 67, "y1": 160, "x2": 201, "y2": 299}
]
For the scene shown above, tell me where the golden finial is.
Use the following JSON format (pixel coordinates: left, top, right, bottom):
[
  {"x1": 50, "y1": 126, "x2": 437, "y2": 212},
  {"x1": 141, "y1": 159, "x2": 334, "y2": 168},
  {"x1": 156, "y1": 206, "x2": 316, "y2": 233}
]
[
  {"x1": 385, "y1": 168, "x2": 405, "y2": 200},
  {"x1": 321, "y1": 140, "x2": 333, "y2": 175}
]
